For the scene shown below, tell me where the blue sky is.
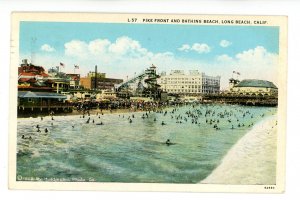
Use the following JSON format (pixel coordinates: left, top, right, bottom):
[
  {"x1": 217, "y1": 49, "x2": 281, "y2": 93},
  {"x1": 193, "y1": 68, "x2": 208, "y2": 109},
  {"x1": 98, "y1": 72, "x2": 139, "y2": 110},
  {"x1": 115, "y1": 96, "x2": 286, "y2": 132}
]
[{"x1": 19, "y1": 21, "x2": 280, "y2": 89}]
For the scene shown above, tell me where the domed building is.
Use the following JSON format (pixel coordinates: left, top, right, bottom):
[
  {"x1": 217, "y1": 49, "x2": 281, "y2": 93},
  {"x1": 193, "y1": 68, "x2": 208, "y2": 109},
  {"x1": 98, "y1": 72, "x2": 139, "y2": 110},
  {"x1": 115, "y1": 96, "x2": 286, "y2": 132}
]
[{"x1": 230, "y1": 79, "x2": 278, "y2": 96}]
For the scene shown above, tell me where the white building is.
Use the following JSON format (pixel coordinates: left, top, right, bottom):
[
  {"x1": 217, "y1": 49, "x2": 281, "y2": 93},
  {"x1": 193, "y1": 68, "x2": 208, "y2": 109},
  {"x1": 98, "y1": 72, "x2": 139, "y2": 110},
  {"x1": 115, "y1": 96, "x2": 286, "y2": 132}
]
[{"x1": 158, "y1": 70, "x2": 220, "y2": 95}]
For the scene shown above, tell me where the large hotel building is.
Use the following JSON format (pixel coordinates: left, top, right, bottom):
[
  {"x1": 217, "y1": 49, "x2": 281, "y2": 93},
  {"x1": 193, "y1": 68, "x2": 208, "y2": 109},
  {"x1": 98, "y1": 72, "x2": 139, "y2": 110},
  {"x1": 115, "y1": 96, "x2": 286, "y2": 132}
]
[{"x1": 158, "y1": 70, "x2": 220, "y2": 95}]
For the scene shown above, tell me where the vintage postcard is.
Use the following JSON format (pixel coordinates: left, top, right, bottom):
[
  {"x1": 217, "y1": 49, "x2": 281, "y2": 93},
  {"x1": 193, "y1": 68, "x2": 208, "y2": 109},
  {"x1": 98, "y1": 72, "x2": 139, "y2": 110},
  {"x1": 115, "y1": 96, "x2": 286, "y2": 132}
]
[{"x1": 9, "y1": 12, "x2": 287, "y2": 192}]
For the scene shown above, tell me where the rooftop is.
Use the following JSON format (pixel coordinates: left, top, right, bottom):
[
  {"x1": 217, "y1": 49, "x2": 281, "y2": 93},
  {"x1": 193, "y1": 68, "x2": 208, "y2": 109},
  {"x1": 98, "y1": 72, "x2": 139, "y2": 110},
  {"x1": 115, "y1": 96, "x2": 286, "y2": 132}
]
[
  {"x1": 235, "y1": 79, "x2": 277, "y2": 89},
  {"x1": 18, "y1": 91, "x2": 67, "y2": 99}
]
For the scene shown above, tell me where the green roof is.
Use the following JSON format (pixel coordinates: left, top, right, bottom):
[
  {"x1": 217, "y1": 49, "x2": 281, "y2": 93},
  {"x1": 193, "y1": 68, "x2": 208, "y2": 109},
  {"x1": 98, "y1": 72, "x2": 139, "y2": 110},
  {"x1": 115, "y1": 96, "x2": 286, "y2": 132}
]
[{"x1": 235, "y1": 79, "x2": 278, "y2": 89}]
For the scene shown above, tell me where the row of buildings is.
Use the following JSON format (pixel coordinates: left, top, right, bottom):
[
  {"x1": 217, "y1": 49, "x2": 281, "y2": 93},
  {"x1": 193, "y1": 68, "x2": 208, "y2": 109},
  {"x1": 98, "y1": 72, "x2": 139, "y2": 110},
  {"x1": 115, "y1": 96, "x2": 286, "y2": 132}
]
[
  {"x1": 18, "y1": 59, "x2": 123, "y2": 94},
  {"x1": 17, "y1": 59, "x2": 278, "y2": 114},
  {"x1": 18, "y1": 59, "x2": 223, "y2": 96},
  {"x1": 158, "y1": 70, "x2": 278, "y2": 97},
  {"x1": 17, "y1": 60, "x2": 124, "y2": 114}
]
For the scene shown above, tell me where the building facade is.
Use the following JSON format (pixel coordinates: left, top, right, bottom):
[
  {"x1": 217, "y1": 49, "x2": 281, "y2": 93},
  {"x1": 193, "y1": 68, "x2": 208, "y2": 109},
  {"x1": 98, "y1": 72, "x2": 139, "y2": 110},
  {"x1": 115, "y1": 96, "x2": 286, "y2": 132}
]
[
  {"x1": 66, "y1": 74, "x2": 81, "y2": 89},
  {"x1": 158, "y1": 70, "x2": 220, "y2": 95},
  {"x1": 230, "y1": 79, "x2": 278, "y2": 96},
  {"x1": 80, "y1": 76, "x2": 123, "y2": 91}
]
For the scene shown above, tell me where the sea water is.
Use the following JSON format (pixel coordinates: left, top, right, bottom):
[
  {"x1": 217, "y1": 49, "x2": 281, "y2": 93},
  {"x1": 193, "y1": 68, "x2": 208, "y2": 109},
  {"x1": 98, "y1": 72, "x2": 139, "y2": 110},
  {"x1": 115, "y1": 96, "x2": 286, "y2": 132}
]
[{"x1": 16, "y1": 104, "x2": 277, "y2": 183}]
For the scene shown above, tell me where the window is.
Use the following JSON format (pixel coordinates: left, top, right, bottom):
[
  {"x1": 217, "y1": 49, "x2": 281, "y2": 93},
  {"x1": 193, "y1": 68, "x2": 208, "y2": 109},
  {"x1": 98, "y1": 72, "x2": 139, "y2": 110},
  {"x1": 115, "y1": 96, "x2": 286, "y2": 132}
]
[{"x1": 28, "y1": 98, "x2": 32, "y2": 102}]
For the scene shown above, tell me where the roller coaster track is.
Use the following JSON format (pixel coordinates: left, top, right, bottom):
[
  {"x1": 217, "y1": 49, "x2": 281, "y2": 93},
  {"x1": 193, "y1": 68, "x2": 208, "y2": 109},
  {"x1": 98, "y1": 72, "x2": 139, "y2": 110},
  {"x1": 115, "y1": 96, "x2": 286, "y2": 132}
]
[
  {"x1": 115, "y1": 72, "x2": 147, "y2": 91},
  {"x1": 115, "y1": 64, "x2": 160, "y2": 91}
]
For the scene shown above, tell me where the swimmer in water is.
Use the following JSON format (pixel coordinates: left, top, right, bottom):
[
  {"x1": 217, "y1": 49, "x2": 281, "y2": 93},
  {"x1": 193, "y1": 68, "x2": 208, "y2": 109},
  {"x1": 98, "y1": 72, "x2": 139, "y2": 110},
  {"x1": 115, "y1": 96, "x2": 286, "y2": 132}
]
[{"x1": 166, "y1": 139, "x2": 171, "y2": 145}]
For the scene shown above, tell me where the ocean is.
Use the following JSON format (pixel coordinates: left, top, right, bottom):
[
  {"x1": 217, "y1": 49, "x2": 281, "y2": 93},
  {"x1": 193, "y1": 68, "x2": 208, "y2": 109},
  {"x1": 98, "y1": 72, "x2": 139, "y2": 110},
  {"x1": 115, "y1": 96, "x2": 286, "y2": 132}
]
[{"x1": 16, "y1": 104, "x2": 277, "y2": 183}]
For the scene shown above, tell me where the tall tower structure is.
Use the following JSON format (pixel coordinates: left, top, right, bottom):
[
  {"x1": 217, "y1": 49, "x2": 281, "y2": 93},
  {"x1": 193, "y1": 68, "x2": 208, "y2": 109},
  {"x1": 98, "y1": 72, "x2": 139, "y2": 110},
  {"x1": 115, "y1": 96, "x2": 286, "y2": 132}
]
[{"x1": 94, "y1": 65, "x2": 98, "y2": 90}]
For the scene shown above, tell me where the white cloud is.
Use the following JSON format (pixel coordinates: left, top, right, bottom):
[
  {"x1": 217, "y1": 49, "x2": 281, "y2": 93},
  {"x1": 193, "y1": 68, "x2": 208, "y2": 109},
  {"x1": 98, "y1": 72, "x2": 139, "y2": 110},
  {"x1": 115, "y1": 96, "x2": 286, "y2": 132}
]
[
  {"x1": 88, "y1": 39, "x2": 111, "y2": 55},
  {"x1": 109, "y1": 36, "x2": 148, "y2": 57},
  {"x1": 40, "y1": 44, "x2": 55, "y2": 52},
  {"x1": 64, "y1": 40, "x2": 88, "y2": 58},
  {"x1": 191, "y1": 43, "x2": 211, "y2": 53},
  {"x1": 178, "y1": 43, "x2": 211, "y2": 54},
  {"x1": 219, "y1": 40, "x2": 232, "y2": 48},
  {"x1": 64, "y1": 36, "x2": 151, "y2": 59},
  {"x1": 236, "y1": 46, "x2": 276, "y2": 62},
  {"x1": 178, "y1": 44, "x2": 191, "y2": 52},
  {"x1": 60, "y1": 36, "x2": 175, "y2": 78}
]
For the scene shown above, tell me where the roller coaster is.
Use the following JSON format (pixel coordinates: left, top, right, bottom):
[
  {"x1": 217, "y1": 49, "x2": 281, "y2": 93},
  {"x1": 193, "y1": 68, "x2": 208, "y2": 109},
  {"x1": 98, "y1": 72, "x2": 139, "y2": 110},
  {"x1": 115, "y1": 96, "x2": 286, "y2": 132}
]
[{"x1": 115, "y1": 64, "x2": 161, "y2": 99}]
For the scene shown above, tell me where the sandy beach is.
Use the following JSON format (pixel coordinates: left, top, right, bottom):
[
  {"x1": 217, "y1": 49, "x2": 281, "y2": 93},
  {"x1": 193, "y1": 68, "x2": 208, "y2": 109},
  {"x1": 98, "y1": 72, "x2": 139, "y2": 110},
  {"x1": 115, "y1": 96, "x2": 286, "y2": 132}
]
[{"x1": 201, "y1": 114, "x2": 277, "y2": 185}]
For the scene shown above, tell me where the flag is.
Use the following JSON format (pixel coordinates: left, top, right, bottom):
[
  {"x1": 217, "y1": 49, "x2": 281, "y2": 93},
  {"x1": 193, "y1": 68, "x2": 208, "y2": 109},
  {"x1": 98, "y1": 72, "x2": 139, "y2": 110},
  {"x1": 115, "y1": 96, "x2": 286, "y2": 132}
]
[
  {"x1": 74, "y1": 65, "x2": 79, "y2": 69},
  {"x1": 60, "y1": 62, "x2": 65, "y2": 67}
]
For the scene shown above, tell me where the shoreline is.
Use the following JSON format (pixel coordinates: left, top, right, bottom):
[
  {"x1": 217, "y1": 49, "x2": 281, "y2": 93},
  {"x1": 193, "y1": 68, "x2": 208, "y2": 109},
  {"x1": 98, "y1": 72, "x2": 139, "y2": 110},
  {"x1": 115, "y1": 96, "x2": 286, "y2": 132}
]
[{"x1": 200, "y1": 114, "x2": 277, "y2": 185}]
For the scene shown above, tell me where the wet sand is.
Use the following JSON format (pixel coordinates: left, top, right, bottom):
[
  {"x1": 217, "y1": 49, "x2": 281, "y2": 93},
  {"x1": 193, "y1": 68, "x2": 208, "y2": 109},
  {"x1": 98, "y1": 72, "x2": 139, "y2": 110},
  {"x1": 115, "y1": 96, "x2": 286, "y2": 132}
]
[{"x1": 201, "y1": 114, "x2": 277, "y2": 185}]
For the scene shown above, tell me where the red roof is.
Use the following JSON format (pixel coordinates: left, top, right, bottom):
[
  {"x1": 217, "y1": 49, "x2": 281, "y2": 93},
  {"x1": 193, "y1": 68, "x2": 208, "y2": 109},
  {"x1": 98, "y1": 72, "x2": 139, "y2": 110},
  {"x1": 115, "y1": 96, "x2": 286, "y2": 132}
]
[
  {"x1": 18, "y1": 78, "x2": 31, "y2": 82},
  {"x1": 19, "y1": 72, "x2": 36, "y2": 76}
]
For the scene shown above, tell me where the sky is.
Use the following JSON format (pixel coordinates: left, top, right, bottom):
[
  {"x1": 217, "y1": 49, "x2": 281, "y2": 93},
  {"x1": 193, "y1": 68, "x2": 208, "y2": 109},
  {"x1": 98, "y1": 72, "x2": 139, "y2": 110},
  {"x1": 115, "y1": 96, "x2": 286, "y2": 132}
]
[{"x1": 19, "y1": 21, "x2": 280, "y2": 89}]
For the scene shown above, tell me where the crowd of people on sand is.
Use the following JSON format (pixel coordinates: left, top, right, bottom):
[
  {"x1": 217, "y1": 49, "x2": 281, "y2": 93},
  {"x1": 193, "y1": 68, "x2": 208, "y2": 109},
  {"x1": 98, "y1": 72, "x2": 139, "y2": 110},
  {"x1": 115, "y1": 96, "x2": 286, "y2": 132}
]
[
  {"x1": 21, "y1": 101, "x2": 275, "y2": 147},
  {"x1": 73, "y1": 100, "x2": 171, "y2": 113}
]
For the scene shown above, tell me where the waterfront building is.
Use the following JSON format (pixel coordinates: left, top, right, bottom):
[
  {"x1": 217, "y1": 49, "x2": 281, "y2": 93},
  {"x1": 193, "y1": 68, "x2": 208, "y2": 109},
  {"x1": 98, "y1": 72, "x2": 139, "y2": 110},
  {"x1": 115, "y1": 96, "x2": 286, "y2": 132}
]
[
  {"x1": 158, "y1": 70, "x2": 220, "y2": 95},
  {"x1": 96, "y1": 90, "x2": 117, "y2": 100},
  {"x1": 229, "y1": 79, "x2": 278, "y2": 96},
  {"x1": 66, "y1": 74, "x2": 81, "y2": 89},
  {"x1": 47, "y1": 68, "x2": 80, "y2": 92},
  {"x1": 18, "y1": 60, "x2": 53, "y2": 92},
  {"x1": 18, "y1": 59, "x2": 49, "y2": 78},
  {"x1": 80, "y1": 73, "x2": 123, "y2": 91},
  {"x1": 17, "y1": 91, "x2": 71, "y2": 114},
  {"x1": 49, "y1": 79, "x2": 70, "y2": 93}
]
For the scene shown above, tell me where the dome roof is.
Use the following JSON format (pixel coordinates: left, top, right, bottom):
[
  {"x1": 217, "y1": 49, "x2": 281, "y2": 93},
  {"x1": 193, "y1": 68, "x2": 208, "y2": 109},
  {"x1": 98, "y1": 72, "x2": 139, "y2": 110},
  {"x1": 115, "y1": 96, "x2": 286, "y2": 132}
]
[{"x1": 235, "y1": 79, "x2": 277, "y2": 89}]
